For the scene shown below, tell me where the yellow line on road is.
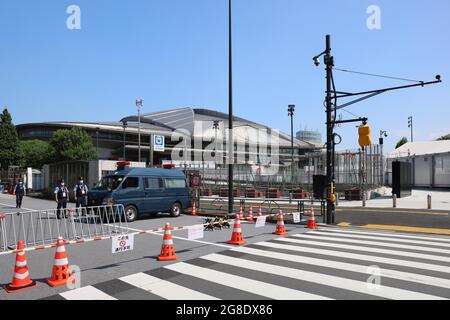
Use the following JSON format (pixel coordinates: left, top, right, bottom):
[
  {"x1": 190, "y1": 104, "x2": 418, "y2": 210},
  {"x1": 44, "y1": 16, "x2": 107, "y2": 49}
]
[{"x1": 337, "y1": 222, "x2": 450, "y2": 236}]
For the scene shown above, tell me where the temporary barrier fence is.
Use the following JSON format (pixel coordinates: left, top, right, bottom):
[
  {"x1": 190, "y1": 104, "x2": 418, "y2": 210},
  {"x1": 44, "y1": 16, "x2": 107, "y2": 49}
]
[{"x1": 0, "y1": 205, "x2": 128, "y2": 254}]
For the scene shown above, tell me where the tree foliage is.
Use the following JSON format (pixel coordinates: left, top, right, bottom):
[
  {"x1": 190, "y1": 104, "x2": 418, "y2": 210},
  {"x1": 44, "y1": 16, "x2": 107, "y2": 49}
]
[
  {"x1": 395, "y1": 137, "x2": 409, "y2": 149},
  {"x1": 18, "y1": 140, "x2": 54, "y2": 169},
  {"x1": 436, "y1": 134, "x2": 450, "y2": 141},
  {"x1": 0, "y1": 108, "x2": 20, "y2": 169},
  {"x1": 49, "y1": 127, "x2": 97, "y2": 161}
]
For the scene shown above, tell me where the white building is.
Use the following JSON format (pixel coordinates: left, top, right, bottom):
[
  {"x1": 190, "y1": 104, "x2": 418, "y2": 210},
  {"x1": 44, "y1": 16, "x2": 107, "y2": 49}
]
[{"x1": 387, "y1": 141, "x2": 450, "y2": 188}]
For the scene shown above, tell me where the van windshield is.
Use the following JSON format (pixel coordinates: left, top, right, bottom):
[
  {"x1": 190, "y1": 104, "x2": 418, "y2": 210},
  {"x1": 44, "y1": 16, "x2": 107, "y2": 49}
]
[{"x1": 95, "y1": 176, "x2": 125, "y2": 191}]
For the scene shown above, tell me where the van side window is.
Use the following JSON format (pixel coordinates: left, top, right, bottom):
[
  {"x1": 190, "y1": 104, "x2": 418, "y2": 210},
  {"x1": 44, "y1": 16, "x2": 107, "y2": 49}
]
[
  {"x1": 122, "y1": 177, "x2": 139, "y2": 189},
  {"x1": 164, "y1": 178, "x2": 187, "y2": 189},
  {"x1": 145, "y1": 177, "x2": 163, "y2": 189}
]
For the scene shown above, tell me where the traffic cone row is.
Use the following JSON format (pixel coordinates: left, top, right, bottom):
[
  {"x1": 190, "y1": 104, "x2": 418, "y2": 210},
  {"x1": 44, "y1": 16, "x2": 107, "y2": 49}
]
[{"x1": 306, "y1": 207, "x2": 318, "y2": 229}]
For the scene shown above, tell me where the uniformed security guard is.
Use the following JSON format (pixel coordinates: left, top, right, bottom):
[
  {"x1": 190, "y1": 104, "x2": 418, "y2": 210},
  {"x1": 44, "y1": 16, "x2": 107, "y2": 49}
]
[
  {"x1": 54, "y1": 179, "x2": 69, "y2": 219},
  {"x1": 74, "y1": 177, "x2": 88, "y2": 209},
  {"x1": 13, "y1": 179, "x2": 26, "y2": 209}
]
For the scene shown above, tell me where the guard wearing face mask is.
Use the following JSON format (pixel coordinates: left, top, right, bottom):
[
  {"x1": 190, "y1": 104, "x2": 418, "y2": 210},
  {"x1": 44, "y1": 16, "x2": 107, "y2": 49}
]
[
  {"x1": 54, "y1": 179, "x2": 69, "y2": 219},
  {"x1": 74, "y1": 177, "x2": 88, "y2": 209},
  {"x1": 13, "y1": 179, "x2": 26, "y2": 209}
]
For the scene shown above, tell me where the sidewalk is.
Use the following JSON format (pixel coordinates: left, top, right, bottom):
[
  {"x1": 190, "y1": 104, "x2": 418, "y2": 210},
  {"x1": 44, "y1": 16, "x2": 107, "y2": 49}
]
[{"x1": 338, "y1": 188, "x2": 450, "y2": 211}]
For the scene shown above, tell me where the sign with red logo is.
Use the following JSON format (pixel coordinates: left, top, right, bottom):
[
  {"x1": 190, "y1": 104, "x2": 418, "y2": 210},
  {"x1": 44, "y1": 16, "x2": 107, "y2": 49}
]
[{"x1": 112, "y1": 234, "x2": 134, "y2": 253}]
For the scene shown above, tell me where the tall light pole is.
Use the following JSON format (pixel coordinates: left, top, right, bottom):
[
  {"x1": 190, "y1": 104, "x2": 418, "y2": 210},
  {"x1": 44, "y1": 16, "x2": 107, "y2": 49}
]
[
  {"x1": 228, "y1": 0, "x2": 234, "y2": 215},
  {"x1": 288, "y1": 105, "x2": 295, "y2": 189},
  {"x1": 408, "y1": 116, "x2": 413, "y2": 142},
  {"x1": 122, "y1": 121, "x2": 127, "y2": 160},
  {"x1": 213, "y1": 121, "x2": 220, "y2": 188},
  {"x1": 136, "y1": 99, "x2": 143, "y2": 162}
]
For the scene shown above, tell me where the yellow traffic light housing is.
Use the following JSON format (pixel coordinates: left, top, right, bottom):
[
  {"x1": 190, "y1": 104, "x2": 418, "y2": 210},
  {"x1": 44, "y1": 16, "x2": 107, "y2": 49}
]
[{"x1": 358, "y1": 124, "x2": 371, "y2": 148}]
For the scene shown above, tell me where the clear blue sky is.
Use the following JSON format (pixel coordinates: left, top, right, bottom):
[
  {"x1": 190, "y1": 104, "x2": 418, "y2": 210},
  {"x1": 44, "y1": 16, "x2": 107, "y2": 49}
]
[{"x1": 1, "y1": 0, "x2": 449, "y2": 152}]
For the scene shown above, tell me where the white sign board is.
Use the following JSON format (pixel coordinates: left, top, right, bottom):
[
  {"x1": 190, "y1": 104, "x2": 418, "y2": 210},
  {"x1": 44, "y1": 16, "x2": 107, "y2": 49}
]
[
  {"x1": 188, "y1": 224, "x2": 204, "y2": 240},
  {"x1": 255, "y1": 216, "x2": 267, "y2": 228},
  {"x1": 154, "y1": 135, "x2": 165, "y2": 152},
  {"x1": 112, "y1": 234, "x2": 134, "y2": 254},
  {"x1": 292, "y1": 212, "x2": 300, "y2": 223}
]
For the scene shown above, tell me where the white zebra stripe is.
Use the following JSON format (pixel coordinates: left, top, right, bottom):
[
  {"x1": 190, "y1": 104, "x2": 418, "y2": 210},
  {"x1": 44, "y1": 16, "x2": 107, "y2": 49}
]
[
  {"x1": 293, "y1": 233, "x2": 450, "y2": 255},
  {"x1": 324, "y1": 228, "x2": 450, "y2": 244},
  {"x1": 231, "y1": 246, "x2": 450, "y2": 290},
  {"x1": 307, "y1": 230, "x2": 450, "y2": 249},
  {"x1": 119, "y1": 272, "x2": 218, "y2": 300},
  {"x1": 201, "y1": 253, "x2": 447, "y2": 300},
  {"x1": 281, "y1": 236, "x2": 450, "y2": 263},
  {"x1": 60, "y1": 285, "x2": 117, "y2": 300},
  {"x1": 165, "y1": 261, "x2": 332, "y2": 300},
  {"x1": 255, "y1": 241, "x2": 450, "y2": 274}
]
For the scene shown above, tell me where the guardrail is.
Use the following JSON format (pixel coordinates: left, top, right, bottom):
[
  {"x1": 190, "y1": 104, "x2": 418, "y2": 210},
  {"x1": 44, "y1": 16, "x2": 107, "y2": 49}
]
[{"x1": 0, "y1": 205, "x2": 128, "y2": 253}]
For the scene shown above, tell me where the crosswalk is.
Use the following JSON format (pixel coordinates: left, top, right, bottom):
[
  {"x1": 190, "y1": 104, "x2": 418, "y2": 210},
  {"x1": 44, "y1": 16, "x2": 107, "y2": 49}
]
[{"x1": 45, "y1": 227, "x2": 450, "y2": 300}]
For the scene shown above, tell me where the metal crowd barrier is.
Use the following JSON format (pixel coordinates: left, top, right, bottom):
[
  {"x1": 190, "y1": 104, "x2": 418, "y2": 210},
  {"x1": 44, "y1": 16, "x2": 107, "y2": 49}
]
[{"x1": 0, "y1": 205, "x2": 128, "y2": 253}]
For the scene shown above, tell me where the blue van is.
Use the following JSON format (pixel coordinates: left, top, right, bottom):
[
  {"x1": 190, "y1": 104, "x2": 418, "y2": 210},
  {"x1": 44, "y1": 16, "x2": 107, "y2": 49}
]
[{"x1": 88, "y1": 163, "x2": 190, "y2": 222}]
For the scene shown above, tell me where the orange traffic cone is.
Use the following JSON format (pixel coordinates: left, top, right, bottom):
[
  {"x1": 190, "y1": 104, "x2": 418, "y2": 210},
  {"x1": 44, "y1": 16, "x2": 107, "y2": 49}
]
[
  {"x1": 306, "y1": 207, "x2": 318, "y2": 229},
  {"x1": 246, "y1": 205, "x2": 254, "y2": 221},
  {"x1": 238, "y1": 204, "x2": 244, "y2": 220},
  {"x1": 272, "y1": 210, "x2": 288, "y2": 236},
  {"x1": 227, "y1": 215, "x2": 246, "y2": 245},
  {"x1": 257, "y1": 206, "x2": 263, "y2": 217},
  {"x1": 47, "y1": 237, "x2": 74, "y2": 287},
  {"x1": 191, "y1": 201, "x2": 196, "y2": 216},
  {"x1": 158, "y1": 223, "x2": 177, "y2": 261},
  {"x1": 4, "y1": 241, "x2": 38, "y2": 293}
]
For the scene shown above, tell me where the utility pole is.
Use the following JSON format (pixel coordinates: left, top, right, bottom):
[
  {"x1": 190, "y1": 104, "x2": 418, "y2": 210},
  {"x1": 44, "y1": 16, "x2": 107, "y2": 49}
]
[
  {"x1": 228, "y1": 0, "x2": 234, "y2": 215},
  {"x1": 122, "y1": 121, "x2": 127, "y2": 160},
  {"x1": 288, "y1": 105, "x2": 295, "y2": 189},
  {"x1": 408, "y1": 116, "x2": 414, "y2": 142},
  {"x1": 136, "y1": 99, "x2": 143, "y2": 162}
]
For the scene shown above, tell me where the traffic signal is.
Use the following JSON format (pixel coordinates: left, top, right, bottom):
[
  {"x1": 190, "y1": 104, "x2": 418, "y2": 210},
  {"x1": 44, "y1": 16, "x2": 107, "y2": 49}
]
[{"x1": 358, "y1": 124, "x2": 371, "y2": 148}]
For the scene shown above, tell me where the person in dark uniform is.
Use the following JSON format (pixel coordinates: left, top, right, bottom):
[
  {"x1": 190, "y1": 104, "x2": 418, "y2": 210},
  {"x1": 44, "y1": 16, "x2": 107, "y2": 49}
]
[
  {"x1": 54, "y1": 179, "x2": 69, "y2": 219},
  {"x1": 73, "y1": 176, "x2": 88, "y2": 211},
  {"x1": 13, "y1": 179, "x2": 26, "y2": 209}
]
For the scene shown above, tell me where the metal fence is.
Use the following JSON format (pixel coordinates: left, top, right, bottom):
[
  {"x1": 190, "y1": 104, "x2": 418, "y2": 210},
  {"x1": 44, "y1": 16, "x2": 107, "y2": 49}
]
[{"x1": 0, "y1": 204, "x2": 128, "y2": 253}]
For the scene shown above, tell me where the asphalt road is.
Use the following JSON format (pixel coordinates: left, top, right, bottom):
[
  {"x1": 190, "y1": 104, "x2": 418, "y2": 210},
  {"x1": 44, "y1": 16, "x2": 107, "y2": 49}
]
[{"x1": 0, "y1": 194, "x2": 307, "y2": 300}]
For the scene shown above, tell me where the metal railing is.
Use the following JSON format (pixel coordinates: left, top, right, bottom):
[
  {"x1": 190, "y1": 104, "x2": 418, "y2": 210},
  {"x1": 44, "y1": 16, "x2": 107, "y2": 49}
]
[{"x1": 0, "y1": 205, "x2": 128, "y2": 253}]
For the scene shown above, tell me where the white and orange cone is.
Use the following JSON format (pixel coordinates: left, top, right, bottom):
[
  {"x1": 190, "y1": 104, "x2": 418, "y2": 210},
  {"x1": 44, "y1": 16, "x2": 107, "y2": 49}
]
[
  {"x1": 158, "y1": 223, "x2": 177, "y2": 261},
  {"x1": 238, "y1": 204, "x2": 244, "y2": 220},
  {"x1": 4, "y1": 241, "x2": 37, "y2": 293},
  {"x1": 257, "y1": 206, "x2": 263, "y2": 217},
  {"x1": 246, "y1": 205, "x2": 254, "y2": 222},
  {"x1": 47, "y1": 237, "x2": 74, "y2": 287},
  {"x1": 272, "y1": 210, "x2": 288, "y2": 236},
  {"x1": 227, "y1": 215, "x2": 246, "y2": 245},
  {"x1": 191, "y1": 201, "x2": 196, "y2": 216},
  {"x1": 306, "y1": 207, "x2": 318, "y2": 229}
]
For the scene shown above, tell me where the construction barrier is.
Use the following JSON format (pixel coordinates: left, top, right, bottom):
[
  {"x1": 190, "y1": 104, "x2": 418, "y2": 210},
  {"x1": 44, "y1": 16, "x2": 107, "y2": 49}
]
[{"x1": 0, "y1": 205, "x2": 129, "y2": 254}]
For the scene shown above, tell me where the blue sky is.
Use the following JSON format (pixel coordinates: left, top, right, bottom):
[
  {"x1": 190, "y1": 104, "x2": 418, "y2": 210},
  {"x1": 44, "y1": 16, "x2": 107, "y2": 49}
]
[{"x1": 1, "y1": 0, "x2": 449, "y2": 152}]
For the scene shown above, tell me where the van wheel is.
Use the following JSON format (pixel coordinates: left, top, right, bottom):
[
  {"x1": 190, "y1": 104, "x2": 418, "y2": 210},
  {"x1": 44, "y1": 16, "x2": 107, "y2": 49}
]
[
  {"x1": 170, "y1": 202, "x2": 182, "y2": 217},
  {"x1": 124, "y1": 205, "x2": 138, "y2": 222}
]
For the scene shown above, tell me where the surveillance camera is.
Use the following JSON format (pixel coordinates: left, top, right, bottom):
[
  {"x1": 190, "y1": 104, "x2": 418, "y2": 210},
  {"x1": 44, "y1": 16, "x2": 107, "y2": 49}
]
[{"x1": 313, "y1": 57, "x2": 320, "y2": 66}]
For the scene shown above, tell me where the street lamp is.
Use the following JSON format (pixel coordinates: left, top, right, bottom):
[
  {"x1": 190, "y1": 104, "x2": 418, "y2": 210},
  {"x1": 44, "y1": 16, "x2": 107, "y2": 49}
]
[
  {"x1": 136, "y1": 99, "x2": 143, "y2": 162},
  {"x1": 408, "y1": 116, "x2": 413, "y2": 142},
  {"x1": 288, "y1": 105, "x2": 295, "y2": 189},
  {"x1": 122, "y1": 121, "x2": 128, "y2": 160}
]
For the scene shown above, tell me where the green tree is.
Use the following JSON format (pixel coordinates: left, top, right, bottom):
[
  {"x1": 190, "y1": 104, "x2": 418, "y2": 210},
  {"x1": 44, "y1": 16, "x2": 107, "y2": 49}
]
[
  {"x1": 395, "y1": 137, "x2": 409, "y2": 149},
  {"x1": 18, "y1": 140, "x2": 55, "y2": 169},
  {"x1": 437, "y1": 134, "x2": 450, "y2": 141},
  {"x1": 49, "y1": 127, "x2": 97, "y2": 161},
  {"x1": 0, "y1": 108, "x2": 20, "y2": 169}
]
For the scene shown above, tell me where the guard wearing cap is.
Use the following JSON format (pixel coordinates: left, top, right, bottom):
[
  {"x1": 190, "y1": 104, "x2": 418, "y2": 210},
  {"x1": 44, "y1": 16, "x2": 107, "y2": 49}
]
[
  {"x1": 54, "y1": 179, "x2": 69, "y2": 219},
  {"x1": 74, "y1": 176, "x2": 88, "y2": 209},
  {"x1": 13, "y1": 179, "x2": 26, "y2": 209}
]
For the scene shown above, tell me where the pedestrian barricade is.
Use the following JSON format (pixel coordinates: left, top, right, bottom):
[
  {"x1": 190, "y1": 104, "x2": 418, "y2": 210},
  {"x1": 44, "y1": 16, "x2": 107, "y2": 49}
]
[{"x1": 0, "y1": 205, "x2": 129, "y2": 254}]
